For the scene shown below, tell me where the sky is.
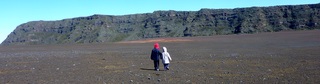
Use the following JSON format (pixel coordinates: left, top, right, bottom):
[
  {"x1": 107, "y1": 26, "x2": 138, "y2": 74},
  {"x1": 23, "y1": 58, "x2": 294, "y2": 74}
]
[{"x1": 0, "y1": 0, "x2": 319, "y2": 44}]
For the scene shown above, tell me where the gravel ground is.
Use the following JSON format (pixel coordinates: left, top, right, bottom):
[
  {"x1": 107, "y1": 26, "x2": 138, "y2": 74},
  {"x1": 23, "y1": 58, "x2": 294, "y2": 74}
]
[{"x1": 0, "y1": 30, "x2": 320, "y2": 84}]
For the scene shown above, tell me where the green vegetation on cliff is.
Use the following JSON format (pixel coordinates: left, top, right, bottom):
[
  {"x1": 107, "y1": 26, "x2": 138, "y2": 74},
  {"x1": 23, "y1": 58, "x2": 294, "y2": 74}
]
[{"x1": 2, "y1": 3, "x2": 320, "y2": 45}]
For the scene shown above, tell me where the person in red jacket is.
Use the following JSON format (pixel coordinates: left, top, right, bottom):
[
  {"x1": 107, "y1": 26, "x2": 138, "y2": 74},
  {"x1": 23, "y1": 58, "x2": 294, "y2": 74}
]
[{"x1": 150, "y1": 42, "x2": 162, "y2": 71}]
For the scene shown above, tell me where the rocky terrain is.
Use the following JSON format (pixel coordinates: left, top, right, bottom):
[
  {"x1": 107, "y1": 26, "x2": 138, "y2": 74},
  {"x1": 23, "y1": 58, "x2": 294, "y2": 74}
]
[
  {"x1": 0, "y1": 30, "x2": 319, "y2": 83},
  {"x1": 2, "y1": 3, "x2": 320, "y2": 45}
]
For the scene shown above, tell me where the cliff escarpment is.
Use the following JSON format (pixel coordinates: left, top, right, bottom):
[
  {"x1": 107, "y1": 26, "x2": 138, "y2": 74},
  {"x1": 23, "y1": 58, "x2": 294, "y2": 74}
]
[{"x1": 2, "y1": 3, "x2": 320, "y2": 45}]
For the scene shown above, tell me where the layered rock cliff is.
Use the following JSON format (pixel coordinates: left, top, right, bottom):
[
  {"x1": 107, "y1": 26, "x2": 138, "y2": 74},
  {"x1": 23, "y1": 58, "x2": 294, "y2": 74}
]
[{"x1": 2, "y1": 3, "x2": 320, "y2": 45}]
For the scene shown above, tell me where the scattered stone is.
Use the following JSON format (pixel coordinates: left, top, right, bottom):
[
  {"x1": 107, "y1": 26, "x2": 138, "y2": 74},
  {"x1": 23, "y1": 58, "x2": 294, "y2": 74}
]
[
  {"x1": 230, "y1": 53, "x2": 239, "y2": 57},
  {"x1": 221, "y1": 61, "x2": 225, "y2": 64},
  {"x1": 305, "y1": 74, "x2": 310, "y2": 79},
  {"x1": 186, "y1": 80, "x2": 190, "y2": 82}
]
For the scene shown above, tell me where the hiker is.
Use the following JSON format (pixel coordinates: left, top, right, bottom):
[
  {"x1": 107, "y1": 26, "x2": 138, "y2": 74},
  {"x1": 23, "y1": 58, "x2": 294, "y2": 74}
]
[
  {"x1": 150, "y1": 42, "x2": 162, "y2": 71},
  {"x1": 162, "y1": 47, "x2": 172, "y2": 70}
]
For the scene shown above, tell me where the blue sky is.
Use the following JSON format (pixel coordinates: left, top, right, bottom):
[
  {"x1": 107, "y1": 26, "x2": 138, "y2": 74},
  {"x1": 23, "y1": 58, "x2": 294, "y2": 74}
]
[{"x1": 0, "y1": 0, "x2": 319, "y2": 44}]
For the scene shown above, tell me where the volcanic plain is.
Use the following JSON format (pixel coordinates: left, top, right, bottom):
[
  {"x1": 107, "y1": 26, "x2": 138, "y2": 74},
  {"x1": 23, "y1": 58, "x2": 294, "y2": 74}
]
[{"x1": 0, "y1": 30, "x2": 320, "y2": 83}]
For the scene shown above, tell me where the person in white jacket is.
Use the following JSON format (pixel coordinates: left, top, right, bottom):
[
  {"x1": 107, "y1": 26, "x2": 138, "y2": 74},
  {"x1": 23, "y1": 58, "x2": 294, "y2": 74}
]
[{"x1": 162, "y1": 47, "x2": 172, "y2": 70}]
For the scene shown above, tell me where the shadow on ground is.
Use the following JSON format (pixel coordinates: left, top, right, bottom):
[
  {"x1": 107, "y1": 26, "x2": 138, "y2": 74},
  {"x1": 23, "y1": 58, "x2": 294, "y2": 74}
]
[{"x1": 140, "y1": 68, "x2": 154, "y2": 71}]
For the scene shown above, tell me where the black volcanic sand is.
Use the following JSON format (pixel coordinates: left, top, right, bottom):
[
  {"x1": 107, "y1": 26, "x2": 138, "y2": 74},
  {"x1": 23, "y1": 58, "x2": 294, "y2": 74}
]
[{"x1": 0, "y1": 30, "x2": 320, "y2": 83}]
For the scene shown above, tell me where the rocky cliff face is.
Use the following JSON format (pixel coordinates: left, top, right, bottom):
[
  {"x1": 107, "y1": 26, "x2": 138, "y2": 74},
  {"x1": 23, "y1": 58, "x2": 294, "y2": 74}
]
[{"x1": 2, "y1": 3, "x2": 320, "y2": 45}]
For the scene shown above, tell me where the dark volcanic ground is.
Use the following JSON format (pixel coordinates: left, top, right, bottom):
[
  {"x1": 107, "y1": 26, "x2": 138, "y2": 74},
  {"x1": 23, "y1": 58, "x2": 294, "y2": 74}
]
[{"x1": 0, "y1": 30, "x2": 320, "y2": 84}]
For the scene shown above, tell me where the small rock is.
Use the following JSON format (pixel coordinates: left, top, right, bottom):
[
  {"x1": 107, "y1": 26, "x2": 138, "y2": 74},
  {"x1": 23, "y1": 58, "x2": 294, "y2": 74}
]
[
  {"x1": 221, "y1": 61, "x2": 225, "y2": 64},
  {"x1": 130, "y1": 80, "x2": 133, "y2": 82},
  {"x1": 147, "y1": 77, "x2": 151, "y2": 80},
  {"x1": 73, "y1": 64, "x2": 76, "y2": 66},
  {"x1": 231, "y1": 53, "x2": 239, "y2": 57},
  {"x1": 157, "y1": 79, "x2": 161, "y2": 82},
  {"x1": 56, "y1": 68, "x2": 60, "y2": 70},
  {"x1": 186, "y1": 80, "x2": 190, "y2": 82}
]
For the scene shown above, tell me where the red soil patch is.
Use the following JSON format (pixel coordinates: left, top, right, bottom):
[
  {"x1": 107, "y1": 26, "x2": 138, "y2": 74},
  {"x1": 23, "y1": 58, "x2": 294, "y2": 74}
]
[{"x1": 117, "y1": 38, "x2": 193, "y2": 43}]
